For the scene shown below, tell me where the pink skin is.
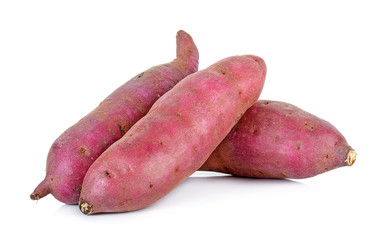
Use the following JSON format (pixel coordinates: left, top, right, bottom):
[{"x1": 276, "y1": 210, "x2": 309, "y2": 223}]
[
  {"x1": 79, "y1": 55, "x2": 267, "y2": 214},
  {"x1": 199, "y1": 100, "x2": 355, "y2": 178},
  {"x1": 30, "y1": 30, "x2": 199, "y2": 204}
]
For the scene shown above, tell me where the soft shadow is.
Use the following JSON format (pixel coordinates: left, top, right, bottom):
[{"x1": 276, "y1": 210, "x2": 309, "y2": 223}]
[
  {"x1": 148, "y1": 174, "x2": 310, "y2": 210},
  {"x1": 55, "y1": 175, "x2": 309, "y2": 216}
]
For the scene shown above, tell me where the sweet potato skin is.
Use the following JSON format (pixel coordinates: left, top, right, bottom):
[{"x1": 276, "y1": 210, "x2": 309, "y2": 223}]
[
  {"x1": 199, "y1": 100, "x2": 355, "y2": 178},
  {"x1": 79, "y1": 55, "x2": 267, "y2": 214},
  {"x1": 31, "y1": 30, "x2": 199, "y2": 204}
]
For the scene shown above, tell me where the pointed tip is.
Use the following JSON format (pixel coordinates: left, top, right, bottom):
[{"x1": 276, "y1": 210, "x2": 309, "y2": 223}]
[
  {"x1": 30, "y1": 179, "x2": 51, "y2": 201},
  {"x1": 175, "y1": 30, "x2": 199, "y2": 73}
]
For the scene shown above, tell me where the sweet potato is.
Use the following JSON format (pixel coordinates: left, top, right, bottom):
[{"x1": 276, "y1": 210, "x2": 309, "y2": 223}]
[
  {"x1": 199, "y1": 100, "x2": 356, "y2": 178},
  {"x1": 78, "y1": 55, "x2": 267, "y2": 214},
  {"x1": 30, "y1": 30, "x2": 199, "y2": 204}
]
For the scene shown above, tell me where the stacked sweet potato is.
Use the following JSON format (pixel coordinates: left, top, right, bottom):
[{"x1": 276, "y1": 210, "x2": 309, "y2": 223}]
[{"x1": 31, "y1": 30, "x2": 356, "y2": 214}]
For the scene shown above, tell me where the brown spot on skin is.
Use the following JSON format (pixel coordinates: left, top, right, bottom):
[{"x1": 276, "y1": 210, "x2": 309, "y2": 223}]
[
  {"x1": 191, "y1": 87, "x2": 197, "y2": 92},
  {"x1": 265, "y1": 102, "x2": 269, "y2": 105},
  {"x1": 118, "y1": 124, "x2": 129, "y2": 134},
  {"x1": 285, "y1": 112, "x2": 292, "y2": 117},
  {"x1": 174, "y1": 168, "x2": 179, "y2": 174},
  {"x1": 257, "y1": 170, "x2": 264, "y2": 175},
  {"x1": 75, "y1": 185, "x2": 82, "y2": 194},
  {"x1": 275, "y1": 135, "x2": 280, "y2": 142},
  {"x1": 326, "y1": 154, "x2": 329, "y2": 159},
  {"x1": 193, "y1": 148, "x2": 198, "y2": 153},
  {"x1": 296, "y1": 141, "x2": 301, "y2": 150},
  {"x1": 175, "y1": 113, "x2": 181, "y2": 116},
  {"x1": 253, "y1": 129, "x2": 257, "y2": 134},
  {"x1": 324, "y1": 168, "x2": 329, "y2": 171},
  {"x1": 79, "y1": 147, "x2": 90, "y2": 156},
  {"x1": 238, "y1": 91, "x2": 242, "y2": 95},
  {"x1": 104, "y1": 171, "x2": 111, "y2": 178},
  {"x1": 149, "y1": 183, "x2": 154, "y2": 189},
  {"x1": 50, "y1": 178, "x2": 53, "y2": 181},
  {"x1": 219, "y1": 115, "x2": 223, "y2": 120},
  {"x1": 137, "y1": 72, "x2": 144, "y2": 78},
  {"x1": 220, "y1": 70, "x2": 226, "y2": 75},
  {"x1": 159, "y1": 141, "x2": 163, "y2": 145},
  {"x1": 304, "y1": 122, "x2": 315, "y2": 131}
]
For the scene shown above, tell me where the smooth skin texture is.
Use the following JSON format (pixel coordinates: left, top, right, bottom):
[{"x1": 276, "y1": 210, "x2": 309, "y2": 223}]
[
  {"x1": 200, "y1": 100, "x2": 356, "y2": 178},
  {"x1": 31, "y1": 30, "x2": 199, "y2": 204},
  {"x1": 79, "y1": 55, "x2": 267, "y2": 214}
]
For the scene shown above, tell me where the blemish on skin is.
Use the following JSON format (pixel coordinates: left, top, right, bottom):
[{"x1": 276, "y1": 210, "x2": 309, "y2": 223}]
[
  {"x1": 137, "y1": 72, "x2": 144, "y2": 78},
  {"x1": 326, "y1": 154, "x2": 329, "y2": 159},
  {"x1": 157, "y1": 94, "x2": 161, "y2": 98},
  {"x1": 118, "y1": 124, "x2": 129, "y2": 134},
  {"x1": 324, "y1": 168, "x2": 329, "y2": 171},
  {"x1": 79, "y1": 147, "x2": 90, "y2": 156},
  {"x1": 174, "y1": 168, "x2": 179, "y2": 174},
  {"x1": 285, "y1": 112, "x2": 292, "y2": 117},
  {"x1": 104, "y1": 171, "x2": 111, "y2": 178},
  {"x1": 149, "y1": 183, "x2": 154, "y2": 189},
  {"x1": 304, "y1": 122, "x2": 315, "y2": 131},
  {"x1": 257, "y1": 170, "x2": 264, "y2": 175},
  {"x1": 50, "y1": 178, "x2": 54, "y2": 181},
  {"x1": 191, "y1": 87, "x2": 197, "y2": 92},
  {"x1": 75, "y1": 185, "x2": 82, "y2": 194},
  {"x1": 220, "y1": 70, "x2": 226, "y2": 75},
  {"x1": 175, "y1": 113, "x2": 181, "y2": 116},
  {"x1": 238, "y1": 91, "x2": 242, "y2": 95},
  {"x1": 253, "y1": 129, "x2": 257, "y2": 134},
  {"x1": 193, "y1": 147, "x2": 198, "y2": 153},
  {"x1": 265, "y1": 102, "x2": 269, "y2": 105},
  {"x1": 275, "y1": 135, "x2": 280, "y2": 142},
  {"x1": 219, "y1": 115, "x2": 223, "y2": 120},
  {"x1": 296, "y1": 141, "x2": 301, "y2": 150}
]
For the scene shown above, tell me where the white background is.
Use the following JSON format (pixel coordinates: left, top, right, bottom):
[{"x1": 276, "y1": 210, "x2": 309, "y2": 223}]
[{"x1": 1, "y1": 0, "x2": 382, "y2": 239}]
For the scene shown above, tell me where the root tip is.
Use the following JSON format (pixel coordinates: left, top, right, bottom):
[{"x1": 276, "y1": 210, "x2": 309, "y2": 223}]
[
  {"x1": 346, "y1": 149, "x2": 357, "y2": 166},
  {"x1": 30, "y1": 193, "x2": 40, "y2": 200},
  {"x1": 79, "y1": 198, "x2": 93, "y2": 215}
]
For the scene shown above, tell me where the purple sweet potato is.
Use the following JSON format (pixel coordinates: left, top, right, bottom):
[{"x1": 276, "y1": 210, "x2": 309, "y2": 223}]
[
  {"x1": 199, "y1": 100, "x2": 356, "y2": 178},
  {"x1": 30, "y1": 30, "x2": 199, "y2": 204},
  {"x1": 78, "y1": 55, "x2": 267, "y2": 214}
]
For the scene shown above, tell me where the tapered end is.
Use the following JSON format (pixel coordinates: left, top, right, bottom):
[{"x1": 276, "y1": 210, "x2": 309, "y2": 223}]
[
  {"x1": 30, "y1": 179, "x2": 51, "y2": 201},
  {"x1": 79, "y1": 198, "x2": 93, "y2": 215},
  {"x1": 346, "y1": 149, "x2": 357, "y2": 166},
  {"x1": 176, "y1": 30, "x2": 199, "y2": 73}
]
